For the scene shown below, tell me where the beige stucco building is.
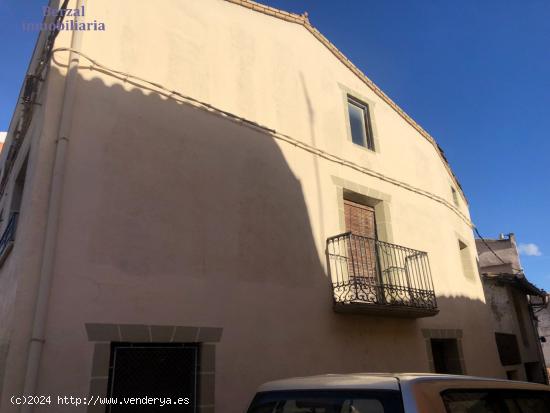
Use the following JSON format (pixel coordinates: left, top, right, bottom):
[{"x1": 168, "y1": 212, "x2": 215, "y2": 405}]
[{"x1": 0, "y1": 0, "x2": 511, "y2": 411}]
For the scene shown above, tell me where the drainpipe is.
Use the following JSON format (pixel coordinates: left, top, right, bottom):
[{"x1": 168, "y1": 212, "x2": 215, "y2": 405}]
[{"x1": 21, "y1": 0, "x2": 85, "y2": 410}]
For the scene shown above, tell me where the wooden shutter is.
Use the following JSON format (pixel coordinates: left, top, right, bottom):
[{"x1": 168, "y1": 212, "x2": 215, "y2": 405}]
[
  {"x1": 344, "y1": 199, "x2": 378, "y2": 284},
  {"x1": 344, "y1": 200, "x2": 376, "y2": 239}
]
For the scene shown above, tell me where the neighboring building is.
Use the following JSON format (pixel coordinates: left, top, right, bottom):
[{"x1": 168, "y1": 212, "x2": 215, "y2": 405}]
[
  {"x1": 537, "y1": 306, "x2": 550, "y2": 377},
  {"x1": 0, "y1": 0, "x2": 509, "y2": 411},
  {"x1": 476, "y1": 234, "x2": 548, "y2": 384}
]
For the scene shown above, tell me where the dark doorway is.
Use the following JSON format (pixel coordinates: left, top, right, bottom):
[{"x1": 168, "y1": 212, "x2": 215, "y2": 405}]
[
  {"x1": 431, "y1": 338, "x2": 463, "y2": 374},
  {"x1": 107, "y1": 343, "x2": 199, "y2": 412}
]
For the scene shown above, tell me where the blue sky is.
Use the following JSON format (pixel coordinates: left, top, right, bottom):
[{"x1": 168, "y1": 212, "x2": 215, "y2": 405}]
[{"x1": 1, "y1": 1, "x2": 549, "y2": 289}]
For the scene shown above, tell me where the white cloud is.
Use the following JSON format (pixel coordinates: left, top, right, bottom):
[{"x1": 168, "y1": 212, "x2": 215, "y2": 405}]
[
  {"x1": 0, "y1": 132, "x2": 6, "y2": 143},
  {"x1": 518, "y1": 243, "x2": 542, "y2": 257}
]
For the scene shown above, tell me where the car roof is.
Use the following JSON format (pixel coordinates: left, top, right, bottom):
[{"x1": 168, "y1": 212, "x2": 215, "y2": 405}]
[
  {"x1": 257, "y1": 374, "x2": 400, "y2": 392},
  {"x1": 256, "y1": 373, "x2": 548, "y2": 392}
]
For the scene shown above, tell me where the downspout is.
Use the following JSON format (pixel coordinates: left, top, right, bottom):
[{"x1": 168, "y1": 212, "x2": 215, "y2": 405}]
[{"x1": 21, "y1": 0, "x2": 85, "y2": 409}]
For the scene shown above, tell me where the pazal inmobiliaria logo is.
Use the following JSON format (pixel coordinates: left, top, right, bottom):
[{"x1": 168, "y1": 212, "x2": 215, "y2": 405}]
[{"x1": 22, "y1": 5, "x2": 106, "y2": 31}]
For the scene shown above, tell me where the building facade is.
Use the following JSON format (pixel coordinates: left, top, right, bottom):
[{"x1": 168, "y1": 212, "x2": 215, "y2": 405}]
[
  {"x1": 0, "y1": 0, "x2": 508, "y2": 412},
  {"x1": 476, "y1": 234, "x2": 548, "y2": 384},
  {"x1": 537, "y1": 307, "x2": 550, "y2": 377}
]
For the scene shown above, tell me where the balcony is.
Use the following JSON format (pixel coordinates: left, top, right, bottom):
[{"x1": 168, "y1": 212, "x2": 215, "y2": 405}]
[
  {"x1": 0, "y1": 212, "x2": 19, "y2": 266},
  {"x1": 326, "y1": 232, "x2": 438, "y2": 318}
]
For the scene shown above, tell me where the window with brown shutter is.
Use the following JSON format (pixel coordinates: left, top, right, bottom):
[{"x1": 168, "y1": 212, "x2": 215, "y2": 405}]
[
  {"x1": 344, "y1": 200, "x2": 376, "y2": 239},
  {"x1": 344, "y1": 199, "x2": 378, "y2": 285}
]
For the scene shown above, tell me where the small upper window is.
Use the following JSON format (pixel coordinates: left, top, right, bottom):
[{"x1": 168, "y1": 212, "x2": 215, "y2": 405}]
[
  {"x1": 347, "y1": 96, "x2": 375, "y2": 150},
  {"x1": 451, "y1": 186, "x2": 459, "y2": 207},
  {"x1": 458, "y1": 240, "x2": 475, "y2": 280}
]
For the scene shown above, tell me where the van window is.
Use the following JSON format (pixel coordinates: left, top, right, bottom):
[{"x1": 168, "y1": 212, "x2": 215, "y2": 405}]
[
  {"x1": 442, "y1": 389, "x2": 550, "y2": 413},
  {"x1": 247, "y1": 390, "x2": 404, "y2": 413}
]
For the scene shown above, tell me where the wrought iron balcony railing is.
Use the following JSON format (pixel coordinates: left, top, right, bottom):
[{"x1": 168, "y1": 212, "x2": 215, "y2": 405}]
[
  {"x1": 327, "y1": 232, "x2": 438, "y2": 317},
  {"x1": 0, "y1": 212, "x2": 19, "y2": 265}
]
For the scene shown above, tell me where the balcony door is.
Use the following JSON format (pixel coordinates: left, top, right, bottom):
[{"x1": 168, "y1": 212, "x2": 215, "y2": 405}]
[{"x1": 343, "y1": 200, "x2": 379, "y2": 288}]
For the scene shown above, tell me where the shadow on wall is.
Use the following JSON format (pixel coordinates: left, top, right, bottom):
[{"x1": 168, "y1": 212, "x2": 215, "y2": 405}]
[
  {"x1": 52, "y1": 63, "x2": 323, "y2": 284},
  {"x1": 31, "y1": 63, "x2": 503, "y2": 412},
  {"x1": 328, "y1": 295, "x2": 503, "y2": 374}
]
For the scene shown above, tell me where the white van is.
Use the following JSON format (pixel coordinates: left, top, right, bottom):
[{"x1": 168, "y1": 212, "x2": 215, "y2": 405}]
[{"x1": 245, "y1": 373, "x2": 550, "y2": 413}]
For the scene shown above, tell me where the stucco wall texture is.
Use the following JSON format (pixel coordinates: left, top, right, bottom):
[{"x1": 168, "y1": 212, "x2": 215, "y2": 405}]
[
  {"x1": 538, "y1": 308, "x2": 550, "y2": 370},
  {"x1": 482, "y1": 281, "x2": 543, "y2": 381},
  {"x1": 0, "y1": 0, "x2": 506, "y2": 412}
]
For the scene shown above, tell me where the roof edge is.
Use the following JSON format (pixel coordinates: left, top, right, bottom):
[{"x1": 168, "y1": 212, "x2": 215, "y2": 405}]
[
  {"x1": 482, "y1": 273, "x2": 546, "y2": 297},
  {"x1": 224, "y1": 0, "x2": 468, "y2": 204}
]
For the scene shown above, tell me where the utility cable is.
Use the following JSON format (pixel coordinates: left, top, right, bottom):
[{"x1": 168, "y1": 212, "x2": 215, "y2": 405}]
[
  {"x1": 50, "y1": 47, "x2": 473, "y2": 228},
  {"x1": 474, "y1": 227, "x2": 525, "y2": 275}
]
